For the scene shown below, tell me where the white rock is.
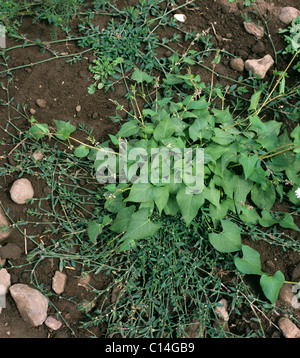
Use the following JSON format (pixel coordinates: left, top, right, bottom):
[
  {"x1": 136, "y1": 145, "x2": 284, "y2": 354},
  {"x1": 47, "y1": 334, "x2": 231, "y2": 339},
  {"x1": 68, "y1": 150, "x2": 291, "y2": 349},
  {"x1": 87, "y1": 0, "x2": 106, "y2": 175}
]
[
  {"x1": 9, "y1": 284, "x2": 48, "y2": 326},
  {"x1": 243, "y1": 21, "x2": 264, "y2": 39},
  {"x1": 279, "y1": 7, "x2": 300, "y2": 25},
  {"x1": 32, "y1": 150, "x2": 43, "y2": 161},
  {"x1": 52, "y1": 271, "x2": 67, "y2": 295},
  {"x1": 0, "y1": 268, "x2": 11, "y2": 294},
  {"x1": 0, "y1": 207, "x2": 11, "y2": 242},
  {"x1": 174, "y1": 14, "x2": 186, "y2": 23},
  {"x1": 245, "y1": 54, "x2": 274, "y2": 79},
  {"x1": 10, "y1": 178, "x2": 34, "y2": 204},
  {"x1": 278, "y1": 317, "x2": 300, "y2": 338},
  {"x1": 279, "y1": 283, "x2": 296, "y2": 308},
  {"x1": 215, "y1": 298, "x2": 229, "y2": 321},
  {"x1": 45, "y1": 316, "x2": 62, "y2": 330}
]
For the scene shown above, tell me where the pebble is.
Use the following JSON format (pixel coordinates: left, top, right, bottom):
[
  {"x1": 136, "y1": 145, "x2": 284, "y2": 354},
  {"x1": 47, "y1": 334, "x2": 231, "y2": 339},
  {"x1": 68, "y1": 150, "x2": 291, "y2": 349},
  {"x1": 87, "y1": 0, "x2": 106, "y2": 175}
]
[
  {"x1": 35, "y1": 99, "x2": 47, "y2": 108},
  {"x1": 9, "y1": 283, "x2": 48, "y2": 327},
  {"x1": 245, "y1": 54, "x2": 274, "y2": 79},
  {"x1": 279, "y1": 7, "x2": 300, "y2": 25},
  {"x1": 52, "y1": 271, "x2": 67, "y2": 295},
  {"x1": 45, "y1": 316, "x2": 62, "y2": 330},
  {"x1": 215, "y1": 298, "x2": 229, "y2": 322},
  {"x1": 278, "y1": 283, "x2": 296, "y2": 308},
  {"x1": 29, "y1": 108, "x2": 36, "y2": 115},
  {"x1": 32, "y1": 149, "x2": 43, "y2": 161},
  {"x1": 75, "y1": 105, "x2": 81, "y2": 112},
  {"x1": 230, "y1": 58, "x2": 244, "y2": 72},
  {"x1": 0, "y1": 207, "x2": 11, "y2": 243},
  {"x1": 0, "y1": 268, "x2": 11, "y2": 294},
  {"x1": 10, "y1": 178, "x2": 34, "y2": 204},
  {"x1": 0, "y1": 268, "x2": 10, "y2": 312},
  {"x1": 278, "y1": 317, "x2": 300, "y2": 338},
  {"x1": 243, "y1": 21, "x2": 264, "y2": 39},
  {"x1": 174, "y1": 14, "x2": 186, "y2": 23}
]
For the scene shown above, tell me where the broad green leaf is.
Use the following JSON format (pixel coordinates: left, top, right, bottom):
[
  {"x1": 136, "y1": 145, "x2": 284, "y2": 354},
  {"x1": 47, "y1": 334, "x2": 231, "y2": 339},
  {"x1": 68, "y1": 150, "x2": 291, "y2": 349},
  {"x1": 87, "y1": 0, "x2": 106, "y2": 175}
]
[
  {"x1": 234, "y1": 245, "x2": 263, "y2": 275},
  {"x1": 248, "y1": 90, "x2": 262, "y2": 112},
  {"x1": 154, "y1": 185, "x2": 169, "y2": 215},
  {"x1": 110, "y1": 205, "x2": 135, "y2": 233},
  {"x1": 163, "y1": 195, "x2": 180, "y2": 216},
  {"x1": 260, "y1": 271, "x2": 285, "y2": 304},
  {"x1": 209, "y1": 200, "x2": 229, "y2": 228},
  {"x1": 279, "y1": 213, "x2": 300, "y2": 231},
  {"x1": 258, "y1": 210, "x2": 278, "y2": 227},
  {"x1": 234, "y1": 176, "x2": 253, "y2": 213},
  {"x1": 74, "y1": 144, "x2": 90, "y2": 158},
  {"x1": 203, "y1": 181, "x2": 220, "y2": 207},
  {"x1": 54, "y1": 120, "x2": 76, "y2": 140},
  {"x1": 153, "y1": 117, "x2": 175, "y2": 142},
  {"x1": 208, "y1": 220, "x2": 242, "y2": 253},
  {"x1": 239, "y1": 205, "x2": 260, "y2": 225},
  {"x1": 186, "y1": 98, "x2": 208, "y2": 110},
  {"x1": 121, "y1": 209, "x2": 161, "y2": 242},
  {"x1": 249, "y1": 115, "x2": 268, "y2": 134},
  {"x1": 87, "y1": 218, "x2": 111, "y2": 244},
  {"x1": 251, "y1": 182, "x2": 276, "y2": 210},
  {"x1": 28, "y1": 123, "x2": 49, "y2": 140},
  {"x1": 116, "y1": 121, "x2": 140, "y2": 137},
  {"x1": 131, "y1": 68, "x2": 153, "y2": 83},
  {"x1": 212, "y1": 128, "x2": 235, "y2": 146},
  {"x1": 212, "y1": 107, "x2": 234, "y2": 127},
  {"x1": 176, "y1": 186, "x2": 205, "y2": 226},
  {"x1": 238, "y1": 152, "x2": 258, "y2": 180},
  {"x1": 125, "y1": 183, "x2": 156, "y2": 203}
]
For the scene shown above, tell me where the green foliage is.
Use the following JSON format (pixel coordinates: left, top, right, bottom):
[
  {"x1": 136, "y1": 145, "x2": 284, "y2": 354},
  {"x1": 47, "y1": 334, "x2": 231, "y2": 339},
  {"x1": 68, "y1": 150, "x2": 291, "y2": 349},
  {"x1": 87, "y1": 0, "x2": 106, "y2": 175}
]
[{"x1": 280, "y1": 16, "x2": 300, "y2": 72}]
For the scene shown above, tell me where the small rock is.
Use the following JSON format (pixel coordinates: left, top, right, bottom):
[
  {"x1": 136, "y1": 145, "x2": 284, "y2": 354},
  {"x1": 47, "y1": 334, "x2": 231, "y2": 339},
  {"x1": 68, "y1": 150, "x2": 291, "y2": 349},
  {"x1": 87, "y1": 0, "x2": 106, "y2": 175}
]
[
  {"x1": 230, "y1": 58, "x2": 244, "y2": 72},
  {"x1": 0, "y1": 207, "x2": 11, "y2": 242},
  {"x1": 91, "y1": 112, "x2": 98, "y2": 119},
  {"x1": 10, "y1": 178, "x2": 34, "y2": 204},
  {"x1": 9, "y1": 284, "x2": 48, "y2": 327},
  {"x1": 32, "y1": 150, "x2": 43, "y2": 161},
  {"x1": 279, "y1": 7, "x2": 300, "y2": 25},
  {"x1": 278, "y1": 317, "x2": 300, "y2": 338},
  {"x1": 0, "y1": 268, "x2": 11, "y2": 294},
  {"x1": 75, "y1": 105, "x2": 81, "y2": 112},
  {"x1": 215, "y1": 298, "x2": 229, "y2": 321},
  {"x1": 245, "y1": 54, "x2": 274, "y2": 79},
  {"x1": 35, "y1": 99, "x2": 47, "y2": 108},
  {"x1": 0, "y1": 243, "x2": 22, "y2": 260},
  {"x1": 29, "y1": 108, "x2": 36, "y2": 115},
  {"x1": 45, "y1": 316, "x2": 62, "y2": 330},
  {"x1": 243, "y1": 21, "x2": 264, "y2": 39},
  {"x1": 279, "y1": 283, "x2": 295, "y2": 307},
  {"x1": 292, "y1": 263, "x2": 300, "y2": 282},
  {"x1": 52, "y1": 271, "x2": 67, "y2": 295},
  {"x1": 183, "y1": 319, "x2": 203, "y2": 338},
  {"x1": 174, "y1": 14, "x2": 186, "y2": 23}
]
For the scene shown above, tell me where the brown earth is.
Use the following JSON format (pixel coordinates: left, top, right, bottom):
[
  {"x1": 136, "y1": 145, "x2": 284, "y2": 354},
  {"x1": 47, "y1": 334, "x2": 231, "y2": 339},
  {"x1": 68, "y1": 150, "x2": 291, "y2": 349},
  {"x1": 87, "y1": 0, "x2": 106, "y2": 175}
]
[{"x1": 0, "y1": 0, "x2": 299, "y2": 338}]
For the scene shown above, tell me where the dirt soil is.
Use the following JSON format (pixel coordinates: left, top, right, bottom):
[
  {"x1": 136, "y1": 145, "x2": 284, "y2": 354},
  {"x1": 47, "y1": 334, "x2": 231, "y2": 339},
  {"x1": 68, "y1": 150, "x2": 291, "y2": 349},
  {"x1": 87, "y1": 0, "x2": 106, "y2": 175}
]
[{"x1": 0, "y1": 0, "x2": 299, "y2": 338}]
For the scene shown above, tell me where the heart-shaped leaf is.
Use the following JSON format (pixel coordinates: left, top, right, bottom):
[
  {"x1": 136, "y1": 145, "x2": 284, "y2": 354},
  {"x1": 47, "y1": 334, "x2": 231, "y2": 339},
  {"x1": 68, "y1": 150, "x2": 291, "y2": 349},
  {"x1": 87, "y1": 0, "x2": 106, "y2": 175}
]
[
  {"x1": 234, "y1": 245, "x2": 263, "y2": 275},
  {"x1": 208, "y1": 220, "x2": 242, "y2": 253},
  {"x1": 260, "y1": 271, "x2": 285, "y2": 304}
]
